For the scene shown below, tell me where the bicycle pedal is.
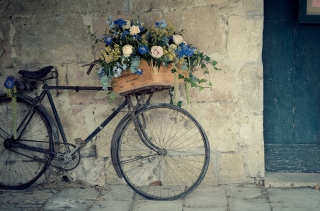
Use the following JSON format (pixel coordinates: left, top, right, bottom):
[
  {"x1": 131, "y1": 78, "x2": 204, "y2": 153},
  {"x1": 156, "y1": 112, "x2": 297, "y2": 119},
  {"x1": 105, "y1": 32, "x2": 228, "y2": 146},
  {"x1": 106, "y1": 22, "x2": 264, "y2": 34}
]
[{"x1": 74, "y1": 138, "x2": 85, "y2": 147}]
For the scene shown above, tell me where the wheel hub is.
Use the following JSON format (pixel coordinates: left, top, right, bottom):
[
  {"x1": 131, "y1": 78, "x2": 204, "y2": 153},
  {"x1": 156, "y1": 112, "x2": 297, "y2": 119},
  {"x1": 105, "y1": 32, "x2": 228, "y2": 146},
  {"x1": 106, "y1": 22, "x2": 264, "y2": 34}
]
[
  {"x1": 4, "y1": 138, "x2": 15, "y2": 149},
  {"x1": 157, "y1": 148, "x2": 167, "y2": 156}
]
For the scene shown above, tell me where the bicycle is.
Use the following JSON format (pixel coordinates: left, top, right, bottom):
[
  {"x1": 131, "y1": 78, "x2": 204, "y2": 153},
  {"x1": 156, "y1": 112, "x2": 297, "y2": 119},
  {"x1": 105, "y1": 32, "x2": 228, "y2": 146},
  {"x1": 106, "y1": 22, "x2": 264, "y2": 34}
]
[{"x1": 0, "y1": 66, "x2": 210, "y2": 200}]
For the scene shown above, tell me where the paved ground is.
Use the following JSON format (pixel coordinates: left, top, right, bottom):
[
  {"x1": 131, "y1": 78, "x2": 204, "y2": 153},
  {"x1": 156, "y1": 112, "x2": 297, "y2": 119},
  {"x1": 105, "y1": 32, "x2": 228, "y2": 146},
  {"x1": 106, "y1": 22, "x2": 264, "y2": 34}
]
[{"x1": 0, "y1": 181, "x2": 319, "y2": 211}]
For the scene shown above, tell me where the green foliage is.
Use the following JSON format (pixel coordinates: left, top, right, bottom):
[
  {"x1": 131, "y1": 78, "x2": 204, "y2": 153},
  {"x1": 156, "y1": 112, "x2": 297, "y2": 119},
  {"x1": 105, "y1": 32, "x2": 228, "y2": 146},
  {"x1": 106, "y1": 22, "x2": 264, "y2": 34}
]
[{"x1": 89, "y1": 15, "x2": 220, "y2": 104}]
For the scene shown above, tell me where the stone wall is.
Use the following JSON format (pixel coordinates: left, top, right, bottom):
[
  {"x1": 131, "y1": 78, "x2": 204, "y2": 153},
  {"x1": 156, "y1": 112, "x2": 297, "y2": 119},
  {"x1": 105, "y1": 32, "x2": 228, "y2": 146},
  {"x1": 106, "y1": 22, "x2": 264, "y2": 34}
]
[{"x1": 0, "y1": 0, "x2": 264, "y2": 186}]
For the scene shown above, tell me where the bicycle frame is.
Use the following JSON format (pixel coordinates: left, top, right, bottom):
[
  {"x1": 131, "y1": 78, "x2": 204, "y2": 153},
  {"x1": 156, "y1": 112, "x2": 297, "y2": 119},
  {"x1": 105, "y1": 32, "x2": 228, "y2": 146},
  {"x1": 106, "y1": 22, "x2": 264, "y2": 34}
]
[{"x1": 27, "y1": 82, "x2": 161, "y2": 156}]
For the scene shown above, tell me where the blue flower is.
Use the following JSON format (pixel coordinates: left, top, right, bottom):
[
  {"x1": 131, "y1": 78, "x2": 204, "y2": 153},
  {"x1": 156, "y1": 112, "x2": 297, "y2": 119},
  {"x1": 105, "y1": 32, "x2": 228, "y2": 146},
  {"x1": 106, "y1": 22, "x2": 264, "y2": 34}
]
[
  {"x1": 182, "y1": 45, "x2": 196, "y2": 57},
  {"x1": 139, "y1": 26, "x2": 145, "y2": 32},
  {"x1": 4, "y1": 76, "x2": 16, "y2": 89},
  {"x1": 113, "y1": 66, "x2": 122, "y2": 77},
  {"x1": 135, "y1": 69, "x2": 143, "y2": 75},
  {"x1": 114, "y1": 19, "x2": 127, "y2": 27},
  {"x1": 156, "y1": 20, "x2": 168, "y2": 28},
  {"x1": 121, "y1": 30, "x2": 129, "y2": 39},
  {"x1": 138, "y1": 46, "x2": 149, "y2": 54},
  {"x1": 104, "y1": 36, "x2": 113, "y2": 45},
  {"x1": 105, "y1": 15, "x2": 115, "y2": 29},
  {"x1": 120, "y1": 63, "x2": 127, "y2": 70},
  {"x1": 175, "y1": 43, "x2": 196, "y2": 58},
  {"x1": 97, "y1": 67, "x2": 105, "y2": 78}
]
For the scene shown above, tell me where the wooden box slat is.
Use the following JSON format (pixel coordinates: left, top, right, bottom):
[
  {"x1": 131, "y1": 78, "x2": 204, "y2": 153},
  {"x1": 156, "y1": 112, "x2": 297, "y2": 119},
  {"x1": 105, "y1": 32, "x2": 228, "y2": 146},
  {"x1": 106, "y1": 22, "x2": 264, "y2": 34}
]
[{"x1": 112, "y1": 60, "x2": 177, "y2": 94}]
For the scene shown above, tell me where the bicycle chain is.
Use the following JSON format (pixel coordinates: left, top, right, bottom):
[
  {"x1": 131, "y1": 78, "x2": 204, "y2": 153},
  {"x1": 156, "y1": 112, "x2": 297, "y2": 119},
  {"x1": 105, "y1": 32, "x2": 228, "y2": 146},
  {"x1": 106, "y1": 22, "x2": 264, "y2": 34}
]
[{"x1": 7, "y1": 140, "x2": 80, "y2": 171}]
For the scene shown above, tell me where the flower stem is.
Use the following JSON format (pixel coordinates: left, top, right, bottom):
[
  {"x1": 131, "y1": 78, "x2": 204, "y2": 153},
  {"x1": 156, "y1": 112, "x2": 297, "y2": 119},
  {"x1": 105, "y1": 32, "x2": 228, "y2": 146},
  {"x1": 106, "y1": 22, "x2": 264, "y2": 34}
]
[
  {"x1": 186, "y1": 57, "x2": 191, "y2": 104},
  {"x1": 174, "y1": 72, "x2": 179, "y2": 105},
  {"x1": 185, "y1": 82, "x2": 190, "y2": 104},
  {"x1": 6, "y1": 87, "x2": 17, "y2": 139}
]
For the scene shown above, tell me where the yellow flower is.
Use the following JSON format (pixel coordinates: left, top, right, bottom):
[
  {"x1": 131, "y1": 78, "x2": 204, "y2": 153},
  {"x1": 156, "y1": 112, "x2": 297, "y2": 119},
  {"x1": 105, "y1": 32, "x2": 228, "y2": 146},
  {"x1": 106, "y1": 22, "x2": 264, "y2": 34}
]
[
  {"x1": 101, "y1": 44, "x2": 121, "y2": 63},
  {"x1": 163, "y1": 47, "x2": 176, "y2": 61}
]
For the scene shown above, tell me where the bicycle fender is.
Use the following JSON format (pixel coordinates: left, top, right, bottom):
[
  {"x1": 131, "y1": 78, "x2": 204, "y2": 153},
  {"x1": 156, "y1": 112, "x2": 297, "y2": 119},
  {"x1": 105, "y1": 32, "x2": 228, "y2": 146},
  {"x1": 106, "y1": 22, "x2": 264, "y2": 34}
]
[{"x1": 110, "y1": 113, "x2": 131, "y2": 178}]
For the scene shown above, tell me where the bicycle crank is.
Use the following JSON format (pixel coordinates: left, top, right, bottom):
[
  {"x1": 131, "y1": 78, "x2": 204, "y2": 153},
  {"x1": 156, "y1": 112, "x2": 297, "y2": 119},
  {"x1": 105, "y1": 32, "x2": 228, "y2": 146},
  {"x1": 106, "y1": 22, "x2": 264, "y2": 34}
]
[{"x1": 55, "y1": 143, "x2": 81, "y2": 171}]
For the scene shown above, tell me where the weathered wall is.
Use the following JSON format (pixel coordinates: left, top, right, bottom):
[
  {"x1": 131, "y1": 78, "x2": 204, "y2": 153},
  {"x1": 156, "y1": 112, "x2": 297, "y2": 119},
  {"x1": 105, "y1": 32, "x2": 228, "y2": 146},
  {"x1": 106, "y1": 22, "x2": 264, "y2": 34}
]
[{"x1": 0, "y1": 0, "x2": 264, "y2": 186}]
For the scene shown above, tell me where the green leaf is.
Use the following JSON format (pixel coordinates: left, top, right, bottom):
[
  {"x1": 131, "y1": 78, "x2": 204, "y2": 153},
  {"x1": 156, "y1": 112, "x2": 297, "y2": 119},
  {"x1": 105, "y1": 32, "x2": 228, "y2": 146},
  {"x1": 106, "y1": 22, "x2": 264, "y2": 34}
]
[
  {"x1": 211, "y1": 60, "x2": 218, "y2": 66},
  {"x1": 190, "y1": 82, "x2": 197, "y2": 87},
  {"x1": 178, "y1": 74, "x2": 184, "y2": 79},
  {"x1": 197, "y1": 78, "x2": 207, "y2": 83},
  {"x1": 99, "y1": 75, "x2": 112, "y2": 90}
]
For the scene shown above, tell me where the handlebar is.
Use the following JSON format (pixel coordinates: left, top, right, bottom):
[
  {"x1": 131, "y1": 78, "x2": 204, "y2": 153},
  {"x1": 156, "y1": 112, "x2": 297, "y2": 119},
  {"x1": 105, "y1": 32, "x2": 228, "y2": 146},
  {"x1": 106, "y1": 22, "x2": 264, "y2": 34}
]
[{"x1": 82, "y1": 60, "x2": 101, "y2": 75}]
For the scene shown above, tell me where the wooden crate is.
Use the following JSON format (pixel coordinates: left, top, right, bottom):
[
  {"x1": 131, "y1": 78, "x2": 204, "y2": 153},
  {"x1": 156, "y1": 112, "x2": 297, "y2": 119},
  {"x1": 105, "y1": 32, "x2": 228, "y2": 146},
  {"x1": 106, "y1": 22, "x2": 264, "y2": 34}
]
[{"x1": 112, "y1": 60, "x2": 178, "y2": 94}]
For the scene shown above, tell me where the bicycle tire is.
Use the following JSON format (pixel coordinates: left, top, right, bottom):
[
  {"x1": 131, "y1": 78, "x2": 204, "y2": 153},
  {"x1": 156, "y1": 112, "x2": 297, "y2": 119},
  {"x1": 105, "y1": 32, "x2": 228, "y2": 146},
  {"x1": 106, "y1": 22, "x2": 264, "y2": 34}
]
[
  {"x1": 115, "y1": 103, "x2": 210, "y2": 200},
  {"x1": 0, "y1": 94, "x2": 54, "y2": 190}
]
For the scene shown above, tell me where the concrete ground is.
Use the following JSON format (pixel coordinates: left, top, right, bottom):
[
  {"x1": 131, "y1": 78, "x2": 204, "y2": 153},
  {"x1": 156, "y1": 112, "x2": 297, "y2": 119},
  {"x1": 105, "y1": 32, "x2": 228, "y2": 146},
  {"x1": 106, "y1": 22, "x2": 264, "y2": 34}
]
[{"x1": 0, "y1": 178, "x2": 319, "y2": 211}]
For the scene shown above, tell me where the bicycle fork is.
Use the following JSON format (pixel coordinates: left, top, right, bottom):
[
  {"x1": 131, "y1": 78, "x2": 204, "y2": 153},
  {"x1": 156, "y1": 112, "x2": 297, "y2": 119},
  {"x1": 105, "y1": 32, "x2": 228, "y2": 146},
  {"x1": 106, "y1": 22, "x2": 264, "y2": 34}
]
[{"x1": 125, "y1": 95, "x2": 165, "y2": 156}]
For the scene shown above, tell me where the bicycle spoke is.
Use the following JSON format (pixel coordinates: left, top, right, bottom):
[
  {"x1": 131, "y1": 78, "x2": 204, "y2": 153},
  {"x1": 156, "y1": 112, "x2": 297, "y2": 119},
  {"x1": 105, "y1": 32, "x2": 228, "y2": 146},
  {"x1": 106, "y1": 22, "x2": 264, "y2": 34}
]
[
  {"x1": 116, "y1": 104, "x2": 209, "y2": 200},
  {"x1": 0, "y1": 96, "x2": 53, "y2": 190}
]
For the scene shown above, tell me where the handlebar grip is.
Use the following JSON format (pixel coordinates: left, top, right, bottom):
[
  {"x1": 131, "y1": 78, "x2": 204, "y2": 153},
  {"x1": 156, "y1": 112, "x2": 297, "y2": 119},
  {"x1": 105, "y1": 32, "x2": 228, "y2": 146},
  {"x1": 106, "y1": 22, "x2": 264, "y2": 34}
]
[{"x1": 86, "y1": 65, "x2": 95, "y2": 75}]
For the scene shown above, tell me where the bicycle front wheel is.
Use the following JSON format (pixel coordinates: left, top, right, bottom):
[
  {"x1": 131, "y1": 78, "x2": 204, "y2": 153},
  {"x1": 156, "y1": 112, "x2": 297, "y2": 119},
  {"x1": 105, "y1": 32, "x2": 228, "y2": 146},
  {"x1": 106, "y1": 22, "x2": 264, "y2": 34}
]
[
  {"x1": 116, "y1": 104, "x2": 210, "y2": 200},
  {"x1": 0, "y1": 95, "x2": 54, "y2": 190}
]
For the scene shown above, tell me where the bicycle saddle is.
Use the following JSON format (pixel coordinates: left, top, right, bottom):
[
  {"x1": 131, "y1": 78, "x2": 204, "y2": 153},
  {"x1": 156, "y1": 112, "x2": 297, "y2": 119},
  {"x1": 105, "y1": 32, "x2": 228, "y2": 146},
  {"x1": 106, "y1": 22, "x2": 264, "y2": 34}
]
[{"x1": 18, "y1": 66, "x2": 54, "y2": 79}]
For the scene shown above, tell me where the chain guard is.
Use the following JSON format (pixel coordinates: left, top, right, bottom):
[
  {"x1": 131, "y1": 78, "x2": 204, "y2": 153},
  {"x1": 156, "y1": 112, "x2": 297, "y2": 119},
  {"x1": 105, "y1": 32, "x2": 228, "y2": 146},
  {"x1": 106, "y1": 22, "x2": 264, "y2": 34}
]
[{"x1": 55, "y1": 143, "x2": 81, "y2": 171}]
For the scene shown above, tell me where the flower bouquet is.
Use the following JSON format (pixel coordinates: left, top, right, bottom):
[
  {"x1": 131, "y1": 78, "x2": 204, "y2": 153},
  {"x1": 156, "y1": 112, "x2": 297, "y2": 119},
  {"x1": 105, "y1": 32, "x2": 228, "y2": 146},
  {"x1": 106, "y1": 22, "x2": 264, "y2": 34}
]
[{"x1": 90, "y1": 15, "x2": 219, "y2": 104}]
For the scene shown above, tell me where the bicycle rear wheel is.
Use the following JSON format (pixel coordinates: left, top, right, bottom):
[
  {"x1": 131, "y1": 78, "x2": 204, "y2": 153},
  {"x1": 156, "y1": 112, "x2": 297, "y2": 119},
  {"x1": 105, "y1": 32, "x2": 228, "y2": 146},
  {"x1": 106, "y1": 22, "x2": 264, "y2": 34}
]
[
  {"x1": 0, "y1": 95, "x2": 54, "y2": 190},
  {"x1": 116, "y1": 104, "x2": 210, "y2": 200}
]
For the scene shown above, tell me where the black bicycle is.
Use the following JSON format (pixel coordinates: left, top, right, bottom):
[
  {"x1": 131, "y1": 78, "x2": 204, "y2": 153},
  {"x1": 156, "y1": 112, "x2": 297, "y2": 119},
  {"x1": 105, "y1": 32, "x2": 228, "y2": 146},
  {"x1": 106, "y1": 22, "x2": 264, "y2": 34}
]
[{"x1": 0, "y1": 66, "x2": 210, "y2": 200}]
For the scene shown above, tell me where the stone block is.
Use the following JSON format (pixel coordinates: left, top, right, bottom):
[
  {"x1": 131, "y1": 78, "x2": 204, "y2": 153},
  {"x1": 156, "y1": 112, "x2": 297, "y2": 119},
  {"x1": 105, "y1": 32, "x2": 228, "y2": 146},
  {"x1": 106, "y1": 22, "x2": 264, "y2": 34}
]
[
  {"x1": 238, "y1": 64, "x2": 263, "y2": 114},
  {"x1": 244, "y1": 0, "x2": 264, "y2": 16},
  {"x1": 69, "y1": 157, "x2": 106, "y2": 186},
  {"x1": 0, "y1": 189, "x2": 56, "y2": 204},
  {"x1": 244, "y1": 145, "x2": 265, "y2": 178},
  {"x1": 211, "y1": 0, "x2": 246, "y2": 16},
  {"x1": 132, "y1": 200, "x2": 182, "y2": 211},
  {"x1": 219, "y1": 153, "x2": 250, "y2": 183},
  {"x1": 238, "y1": 115, "x2": 263, "y2": 147},
  {"x1": 184, "y1": 186, "x2": 227, "y2": 208},
  {"x1": 184, "y1": 101, "x2": 239, "y2": 153},
  {"x1": 90, "y1": 200, "x2": 132, "y2": 211},
  {"x1": 225, "y1": 185, "x2": 263, "y2": 199},
  {"x1": 101, "y1": 185, "x2": 134, "y2": 200},
  {"x1": 88, "y1": 0, "x2": 129, "y2": 13},
  {"x1": 227, "y1": 16, "x2": 263, "y2": 62},
  {"x1": 132, "y1": 0, "x2": 222, "y2": 12},
  {"x1": 164, "y1": 6, "x2": 222, "y2": 55},
  {"x1": 268, "y1": 188, "x2": 320, "y2": 209},
  {"x1": 10, "y1": 16, "x2": 92, "y2": 65},
  {"x1": 229, "y1": 198, "x2": 270, "y2": 211},
  {"x1": 186, "y1": 64, "x2": 235, "y2": 103},
  {"x1": 44, "y1": 188, "x2": 99, "y2": 211}
]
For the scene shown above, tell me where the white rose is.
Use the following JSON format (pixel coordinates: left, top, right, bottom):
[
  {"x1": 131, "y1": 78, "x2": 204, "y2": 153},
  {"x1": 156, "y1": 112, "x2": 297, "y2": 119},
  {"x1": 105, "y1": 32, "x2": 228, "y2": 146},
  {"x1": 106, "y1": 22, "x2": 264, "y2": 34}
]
[
  {"x1": 122, "y1": 45, "x2": 133, "y2": 57},
  {"x1": 130, "y1": 25, "x2": 140, "y2": 35},
  {"x1": 123, "y1": 20, "x2": 131, "y2": 29},
  {"x1": 172, "y1": 34, "x2": 183, "y2": 45},
  {"x1": 150, "y1": 46, "x2": 164, "y2": 58}
]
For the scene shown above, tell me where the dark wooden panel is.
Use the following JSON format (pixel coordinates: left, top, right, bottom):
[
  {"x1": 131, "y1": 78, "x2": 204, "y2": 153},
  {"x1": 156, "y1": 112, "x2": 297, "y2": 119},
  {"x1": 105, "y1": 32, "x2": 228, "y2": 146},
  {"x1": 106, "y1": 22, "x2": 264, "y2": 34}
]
[
  {"x1": 264, "y1": 0, "x2": 298, "y2": 21},
  {"x1": 263, "y1": 19, "x2": 295, "y2": 144},
  {"x1": 294, "y1": 25, "x2": 320, "y2": 144},
  {"x1": 264, "y1": 0, "x2": 320, "y2": 172},
  {"x1": 265, "y1": 144, "x2": 320, "y2": 172}
]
